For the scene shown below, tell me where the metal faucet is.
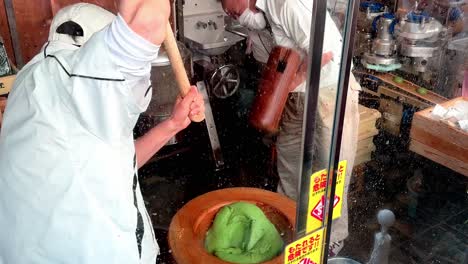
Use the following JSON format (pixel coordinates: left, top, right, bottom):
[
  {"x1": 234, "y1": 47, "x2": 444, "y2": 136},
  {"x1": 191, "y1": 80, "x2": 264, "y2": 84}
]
[
  {"x1": 196, "y1": 21, "x2": 208, "y2": 29},
  {"x1": 368, "y1": 209, "x2": 395, "y2": 264},
  {"x1": 208, "y1": 20, "x2": 218, "y2": 30}
]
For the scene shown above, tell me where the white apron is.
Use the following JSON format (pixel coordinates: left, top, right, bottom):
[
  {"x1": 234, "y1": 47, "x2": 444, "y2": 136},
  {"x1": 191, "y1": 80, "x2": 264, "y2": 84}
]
[{"x1": 0, "y1": 30, "x2": 158, "y2": 264}]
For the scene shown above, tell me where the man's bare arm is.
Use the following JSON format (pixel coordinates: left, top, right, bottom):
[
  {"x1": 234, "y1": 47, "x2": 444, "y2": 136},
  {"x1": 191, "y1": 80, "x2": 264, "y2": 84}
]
[{"x1": 118, "y1": 0, "x2": 170, "y2": 45}]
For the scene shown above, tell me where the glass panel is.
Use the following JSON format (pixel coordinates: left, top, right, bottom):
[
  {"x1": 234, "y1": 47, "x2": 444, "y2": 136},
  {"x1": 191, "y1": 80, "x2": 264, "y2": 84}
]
[
  {"x1": 296, "y1": 0, "x2": 362, "y2": 262},
  {"x1": 0, "y1": 0, "x2": 466, "y2": 264},
  {"x1": 327, "y1": 0, "x2": 468, "y2": 263},
  {"x1": 296, "y1": 0, "x2": 353, "y2": 236}
]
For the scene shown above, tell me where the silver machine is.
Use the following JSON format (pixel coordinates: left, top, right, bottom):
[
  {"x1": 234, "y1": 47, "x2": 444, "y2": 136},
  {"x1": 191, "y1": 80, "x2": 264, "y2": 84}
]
[
  {"x1": 162, "y1": 0, "x2": 245, "y2": 169},
  {"x1": 180, "y1": 0, "x2": 246, "y2": 170},
  {"x1": 180, "y1": 0, "x2": 244, "y2": 99},
  {"x1": 362, "y1": 12, "x2": 401, "y2": 71},
  {"x1": 135, "y1": 0, "x2": 245, "y2": 169},
  {"x1": 356, "y1": 0, "x2": 461, "y2": 91},
  {"x1": 395, "y1": 10, "x2": 446, "y2": 76},
  {"x1": 359, "y1": 1, "x2": 448, "y2": 75},
  {"x1": 355, "y1": 2, "x2": 387, "y2": 58}
]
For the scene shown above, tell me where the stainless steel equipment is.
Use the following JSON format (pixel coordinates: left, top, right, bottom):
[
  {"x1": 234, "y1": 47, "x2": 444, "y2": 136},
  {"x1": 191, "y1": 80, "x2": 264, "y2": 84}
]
[
  {"x1": 362, "y1": 13, "x2": 401, "y2": 71},
  {"x1": 209, "y1": 64, "x2": 240, "y2": 99},
  {"x1": 182, "y1": 0, "x2": 244, "y2": 56},
  {"x1": 395, "y1": 11, "x2": 447, "y2": 74},
  {"x1": 197, "y1": 81, "x2": 224, "y2": 169},
  {"x1": 355, "y1": 2, "x2": 387, "y2": 57},
  {"x1": 358, "y1": 2, "x2": 388, "y2": 32},
  {"x1": 178, "y1": 0, "x2": 245, "y2": 98},
  {"x1": 141, "y1": 42, "x2": 193, "y2": 145},
  {"x1": 166, "y1": 0, "x2": 245, "y2": 169},
  {"x1": 372, "y1": 14, "x2": 397, "y2": 56}
]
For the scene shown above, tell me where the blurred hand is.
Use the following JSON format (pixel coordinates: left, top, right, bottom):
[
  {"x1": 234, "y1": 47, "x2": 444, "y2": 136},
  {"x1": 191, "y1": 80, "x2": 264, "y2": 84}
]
[
  {"x1": 168, "y1": 86, "x2": 205, "y2": 131},
  {"x1": 288, "y1": 51, "x2": 335, "y2": 91},
  {"x1": 119, "y1": 0, "x2": 170, "y2": 45},
  {"x1": 321, "y1": 51, "x2": 334, "y2": 67}
]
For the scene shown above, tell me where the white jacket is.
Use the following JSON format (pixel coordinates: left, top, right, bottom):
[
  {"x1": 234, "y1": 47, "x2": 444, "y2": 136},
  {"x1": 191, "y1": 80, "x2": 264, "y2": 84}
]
[{"x1": 0, "y1": 15, "x2": 159, "y2": 264}]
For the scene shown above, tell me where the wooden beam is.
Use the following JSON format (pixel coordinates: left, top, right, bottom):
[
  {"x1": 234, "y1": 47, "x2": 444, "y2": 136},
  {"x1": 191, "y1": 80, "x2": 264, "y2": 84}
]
[
  {"x1": 410, "y1": 140, "x2": 468, "y2": 177},
  {"x1": 379, "y1": 97, "x2": 403, "y2": 136},
  {"x1": 358, "y1": 105, "x2": 380, "y2": 140},
  {"x1": 412, "y1": 97, "x2": 468, "y2": 150},
  {"x1": 411, "y1": 126, "x2": 468, "y2": 164},
  {"x1": 377, "y1": 72, "x2": 447, "y2": 105},
  {"x1": 359, "y1": 104, "x2": 381, "y2": 123},
  {"x1": 354, "y1": 70, "x2": 447, "y2": 106},
  {"x1": 378, "y1": 85, "x2": 431, "y2": 109},
  {"x1": 410, "y1": 97, "x2": 468, "y2": 177}
]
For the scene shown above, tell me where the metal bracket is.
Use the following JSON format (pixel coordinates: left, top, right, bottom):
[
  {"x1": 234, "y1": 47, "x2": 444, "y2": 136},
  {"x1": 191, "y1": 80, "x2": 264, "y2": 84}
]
[{"x1": 197, "y1": 81, "x2": 225, "y2": 170}]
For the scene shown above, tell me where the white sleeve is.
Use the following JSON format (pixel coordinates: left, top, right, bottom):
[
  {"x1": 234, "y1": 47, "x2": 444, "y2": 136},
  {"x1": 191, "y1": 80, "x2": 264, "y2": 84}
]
[
  {"x1": 280, "y1": 0, "x2": 350, "y2": 89},
  {"x1": 104, "y1": 14, "x2": 160, "y2": 82},
  {"x1": 280, "y1": 0, "x2": 312, "y2": 52},
  {"x1": 281, "y1": 0, "x2": 343, "y2": 55}
]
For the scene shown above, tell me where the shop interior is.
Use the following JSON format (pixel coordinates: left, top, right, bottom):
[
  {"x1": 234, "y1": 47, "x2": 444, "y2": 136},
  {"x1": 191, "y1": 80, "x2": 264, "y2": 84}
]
[{"x1": 0, "y1": 0, "x2": 466, "y2": 263}]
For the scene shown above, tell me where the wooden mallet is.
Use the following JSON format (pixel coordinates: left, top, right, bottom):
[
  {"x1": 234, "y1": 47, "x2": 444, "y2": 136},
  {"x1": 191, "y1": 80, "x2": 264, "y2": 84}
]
[{"x1": 163, "y1": 22, "x2": 205, "y2": 122}]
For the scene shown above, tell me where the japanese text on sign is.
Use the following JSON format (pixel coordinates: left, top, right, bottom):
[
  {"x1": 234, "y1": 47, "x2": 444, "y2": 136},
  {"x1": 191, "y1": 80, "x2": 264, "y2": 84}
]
[
  {"x1": 306, "y1": 160, "x2": 347, "y2": 233},
  {"x1": 284, "y1": 228, "x2": 324, "y2": 264}
]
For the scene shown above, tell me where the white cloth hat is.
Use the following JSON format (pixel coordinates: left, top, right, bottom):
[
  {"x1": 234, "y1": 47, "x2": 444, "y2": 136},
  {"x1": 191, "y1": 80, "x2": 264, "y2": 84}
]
[{"x1": 48, "y1": 3, "x2": 115, "y2": 46}]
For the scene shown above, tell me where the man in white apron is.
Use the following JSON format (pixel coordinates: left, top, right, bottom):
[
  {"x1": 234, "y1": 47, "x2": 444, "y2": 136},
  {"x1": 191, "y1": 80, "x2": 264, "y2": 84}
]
[
  {"x1": 0, "y1": 1, "x2": 204, "y2": 263},
  {"x1": 221, "y1": 0, "x2": 361, "y2": 256}
]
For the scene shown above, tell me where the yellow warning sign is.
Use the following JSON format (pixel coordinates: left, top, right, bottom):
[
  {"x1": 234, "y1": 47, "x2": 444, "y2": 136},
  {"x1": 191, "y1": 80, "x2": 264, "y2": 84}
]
[
  {"x1": 306, "y1": 160, "x2": 347, "y2": 233},
  {"x1": 284, "y1": 228, "x2": 324, "y2": 264}
]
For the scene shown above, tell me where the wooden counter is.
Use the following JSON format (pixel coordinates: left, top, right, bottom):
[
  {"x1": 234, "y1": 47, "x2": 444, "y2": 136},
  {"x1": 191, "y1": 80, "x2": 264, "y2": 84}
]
[
  {"x1": 410, "y1": 97, "x2": 468, "y2": 176},
  {"x1": 356, "y1": 105, "x2": 381, "y2": 165}
]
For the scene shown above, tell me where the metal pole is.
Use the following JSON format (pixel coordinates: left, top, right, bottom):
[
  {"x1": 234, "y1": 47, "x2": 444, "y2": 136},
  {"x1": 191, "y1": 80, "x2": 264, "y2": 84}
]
[
  {"x1": 321, "y1": 0, "x2": 359, "y2": 261},
  {"x1": 175, "y1": 0, "x2": 185, "y2": 40},
  {"x1": 4, "y1": 0, "x2": 24, "y2": 68},
  {"x1": 295, "y1": 0, "x2": 329, "y2": 236}
]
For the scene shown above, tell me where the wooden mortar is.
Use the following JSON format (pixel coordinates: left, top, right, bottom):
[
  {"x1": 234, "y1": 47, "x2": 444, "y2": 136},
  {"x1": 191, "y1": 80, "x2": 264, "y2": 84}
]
[{"x1": 168, "y1": 187, "x2": 296, "y2": 264}]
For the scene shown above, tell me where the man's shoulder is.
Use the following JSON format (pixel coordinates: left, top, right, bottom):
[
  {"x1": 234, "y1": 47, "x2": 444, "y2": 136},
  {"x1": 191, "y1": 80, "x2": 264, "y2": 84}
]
[
  {"x1": 65, "y1": 31, "x2": 125, "y2": 82},
  {"x1": 13, "y1": 49, "x2": 69, "y2": 87},
  {"x1": 281, "y1": 0, "x2": 312, "y2": 12},
  {"x1": 273, "y1": 0, "x2": 312, "y2": 23},
  {"x1": 23, "y1": 35, "x2": 125, "y2": 85}
]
